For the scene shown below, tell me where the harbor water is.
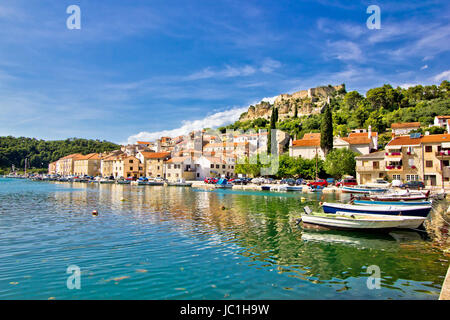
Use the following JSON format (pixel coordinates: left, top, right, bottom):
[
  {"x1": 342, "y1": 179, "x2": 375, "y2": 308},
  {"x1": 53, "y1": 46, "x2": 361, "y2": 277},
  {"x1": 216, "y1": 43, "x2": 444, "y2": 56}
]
[{"x1": 0, "y1": 177, "x2": 448, "y2": 299}]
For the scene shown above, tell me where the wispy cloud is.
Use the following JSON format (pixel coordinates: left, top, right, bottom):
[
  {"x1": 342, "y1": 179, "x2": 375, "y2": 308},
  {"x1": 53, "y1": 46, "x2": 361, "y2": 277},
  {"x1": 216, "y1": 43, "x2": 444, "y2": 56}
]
[
  {"x1": 433, "y1": 70, "x2": 450, "y2": 82},
  {"x1": 185, "y1": 58, "x2": 281, "y2": 80},
  {"x1": 126, "y1": 106, "x2": 248, "y2": 144}
]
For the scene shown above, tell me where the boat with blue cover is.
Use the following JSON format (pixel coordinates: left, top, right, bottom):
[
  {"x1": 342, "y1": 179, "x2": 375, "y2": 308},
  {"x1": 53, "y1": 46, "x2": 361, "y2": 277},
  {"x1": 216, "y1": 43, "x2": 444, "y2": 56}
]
[{"x1": 321, "y1": 202, "x2": 432, "y2": 217}]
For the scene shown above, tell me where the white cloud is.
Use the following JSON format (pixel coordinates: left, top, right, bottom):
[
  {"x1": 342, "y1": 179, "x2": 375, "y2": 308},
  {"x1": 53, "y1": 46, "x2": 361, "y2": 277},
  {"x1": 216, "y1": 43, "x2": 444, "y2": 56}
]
[
  {"x1": 325, "y1": 41, "x2": 363, "y2": 61},
  {"x1": 433, "y1": 70, "x2": 450, "y2": 82},
  {"x1": 186, "y1": 59, "x2": 281, "y2": 80},
  {"x1": 420, "y1": 65, "x2": 428, "y2": 70},
  {"x1": 260, "y1": 58, "x2": 282, "y2": 73},
  {"x1": 126, "y1": 106, "x2": 248, "y2": 144},
  {"x1": 261, "y1": 95, "x2": 278, "y2": 104},
  {"x1": 399, "y1": 83, "x2": 419, "y2": 89},
  {"x1": 186, "y1": 65, "x2": 257, "y2": 80}
]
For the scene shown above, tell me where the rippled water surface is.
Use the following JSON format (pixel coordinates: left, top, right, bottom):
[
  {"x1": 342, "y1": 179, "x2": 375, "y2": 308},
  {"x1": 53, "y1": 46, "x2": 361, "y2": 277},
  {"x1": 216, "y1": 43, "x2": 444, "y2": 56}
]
[{"x1": 0, "y1": 178, "x2": 448, "y2": 299}]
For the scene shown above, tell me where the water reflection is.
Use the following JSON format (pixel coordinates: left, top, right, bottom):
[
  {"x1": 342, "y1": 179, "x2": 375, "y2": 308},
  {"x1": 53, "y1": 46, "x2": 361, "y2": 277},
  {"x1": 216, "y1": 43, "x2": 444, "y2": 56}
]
[{"x1": 1, "y1": 179, "x2": 448, "y2": 299}]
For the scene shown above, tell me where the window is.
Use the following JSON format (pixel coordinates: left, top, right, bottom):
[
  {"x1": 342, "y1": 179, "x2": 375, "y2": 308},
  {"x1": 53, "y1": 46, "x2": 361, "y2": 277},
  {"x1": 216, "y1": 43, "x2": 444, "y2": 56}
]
[
  {"x1": 167, "y1": 173, "x2": 171, "y2": 177},
  {"x1": 392, "y1": 175, "x2": 401, "y2": 180},
  {"x1": 425, "y1": 146, "x2": 432, "y2": 152},
  {"x1": 197, "y1": 173, "x2": 200, "y2": 177},
  {"x1": 176, "y1": 173, "x2": 179, "y2": 177},
  {"x1": 426, "y1": 160, "x2": 433, "y2": 168},
  {"x1": 129, "y1": 160, "x2": 133, "y2": 163},
  {"x1": 168, "y1": 164, "x2": 171, "y2": 169},
  {"x1": 222, "y1": 165, "x2": 225, "y2": 169},
  {"x1": 373, "y1": 161, "x2": 379, "y2": 169},
  {"x1": 216, "y1": 165, "x2": 220, "y2": 169},
  {"x1": 130, "y1": 167, "x2": 133, "y2": 171},
  {"x1": 139, "y1": 167, "x2": 143, "y2": 170},
  {"x1": 157, "y1": 166, "x2": 160, "y2": 170},
  {"x1": 210, "y1": 164, "x2": 214, "y2": 168}
]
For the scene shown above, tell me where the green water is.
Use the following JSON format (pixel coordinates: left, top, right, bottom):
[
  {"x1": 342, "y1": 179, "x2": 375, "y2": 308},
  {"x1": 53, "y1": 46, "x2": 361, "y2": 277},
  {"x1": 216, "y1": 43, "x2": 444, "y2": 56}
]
[{"x1": 0, "y1": 178, "x2": 448, "y2": 299}]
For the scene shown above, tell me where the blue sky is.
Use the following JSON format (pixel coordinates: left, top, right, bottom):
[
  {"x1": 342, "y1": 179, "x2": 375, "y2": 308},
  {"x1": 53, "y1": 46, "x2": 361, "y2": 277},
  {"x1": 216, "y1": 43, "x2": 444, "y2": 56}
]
[{"x1": 0, "y1": 0, "x2": 449, "y2": 144}]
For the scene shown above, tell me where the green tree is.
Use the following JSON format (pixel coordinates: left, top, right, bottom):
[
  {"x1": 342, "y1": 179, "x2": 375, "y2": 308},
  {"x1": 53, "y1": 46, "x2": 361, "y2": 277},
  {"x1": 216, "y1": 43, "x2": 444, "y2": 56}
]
[
  {"x1": 324, "y1": 148, "x2": 356, "y2": 179},
  {"x1": 344, "y1": 91, "x2": 364, "y2": 109},
  {"x1": 320, "y1": 104, "x2": 333, "y2": 155}
]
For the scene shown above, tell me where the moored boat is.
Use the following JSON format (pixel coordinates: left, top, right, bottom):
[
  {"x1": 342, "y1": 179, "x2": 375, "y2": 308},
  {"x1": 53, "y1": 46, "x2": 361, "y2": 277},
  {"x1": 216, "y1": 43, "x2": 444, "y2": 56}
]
[
  {"x1": 352, "y1": 199, "x2": 432, "y2": 206},
  {"x1": 299, "y1": 207, "x2": 426, "y2": 230},
  {"x1": 167, "y1": 179, "x2": 192, "y2": 187},
  {"x1": 300, "y1": 213, "x2": 425, "y2": 230},
  {"x1": 341, "y1": 185, "x2": 388, "y2": 194},
  {"x1": 359, "y1": 189, "x2": 430, "y2": 201},
  {"x1": 321, "y1": 202, "x2": 432, "y2": 217}
]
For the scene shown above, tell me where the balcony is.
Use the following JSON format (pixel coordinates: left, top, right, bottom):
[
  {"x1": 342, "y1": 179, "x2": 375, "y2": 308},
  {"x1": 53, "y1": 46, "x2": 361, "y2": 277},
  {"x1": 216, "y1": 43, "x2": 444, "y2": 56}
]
[
  {"x1": 435, "y1": 150, "x2": 450, "y2": 158},
  {"x1": 386, "y1": 165, "x2": 403, "y2": 171},
  {"x1": 356, "y1": 166, "x2": 384, "y2": 172}
]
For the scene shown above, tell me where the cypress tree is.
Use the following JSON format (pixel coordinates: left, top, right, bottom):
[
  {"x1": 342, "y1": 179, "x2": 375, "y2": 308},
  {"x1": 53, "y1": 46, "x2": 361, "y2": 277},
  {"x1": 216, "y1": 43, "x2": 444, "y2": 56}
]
[
  {"x1": 320, "y1": 103, "x2": 333, "y2": 155},
  {"x1": 294, "y1": 104, "x2": 298, "y2": 118},
  {"x1": 268, "y1": 107, "x2": 277, "y2": 154}
]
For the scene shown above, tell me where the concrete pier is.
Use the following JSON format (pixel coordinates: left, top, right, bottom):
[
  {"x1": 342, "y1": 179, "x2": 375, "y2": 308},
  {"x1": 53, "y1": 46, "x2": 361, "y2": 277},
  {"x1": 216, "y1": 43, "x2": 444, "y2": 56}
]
[{"x1": 439, "y1": 265, "x2": 450, "y2": 300}]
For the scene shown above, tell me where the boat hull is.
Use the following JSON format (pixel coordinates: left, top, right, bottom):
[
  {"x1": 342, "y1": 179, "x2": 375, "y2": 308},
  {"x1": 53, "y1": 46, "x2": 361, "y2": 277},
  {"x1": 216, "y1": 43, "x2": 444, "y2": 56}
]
[
  {"x1": 301, "y1": 213, "x2": 425, "y2": 230},
  {"x1": 342, "y1": 186, "x2": 387, "y2": 194},
  {"x1": 322, "y1": 202, "x2": 431, "y2": 217},
  {"x1": 353, "y1": 199, "x2": 432, "y2": 206}
]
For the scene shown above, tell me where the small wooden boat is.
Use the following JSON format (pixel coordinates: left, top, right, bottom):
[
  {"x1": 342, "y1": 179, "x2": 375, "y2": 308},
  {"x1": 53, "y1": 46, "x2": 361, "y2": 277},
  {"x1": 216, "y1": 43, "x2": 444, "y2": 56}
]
[
  {"x1": 352, "y1": 199, "x2": 432, "y2": 206},
  {"x1": 167, "y1": 179, "x2": 192, "y2": 187},
  {"x1": 342, "y1": 185, "x2": 388, "y2": 194},
  {"x1": 358, "y1": 190, "x2": 430, "y2": 201},
  {"x1": 322, "y1": 202, "x2": 432, "y2": 217},
  {"x1": 147, "y1": 180, "x2": 164, "y2": 186},
  {"x1": 300, "y1": 207, "x2": 426, "y2": 230},
  {"x1": 261, "y1": 185, "x2": 271, "y2": 191},
  {"x1": 286, "y1": 185, "x2": 304, "y2": 191}
]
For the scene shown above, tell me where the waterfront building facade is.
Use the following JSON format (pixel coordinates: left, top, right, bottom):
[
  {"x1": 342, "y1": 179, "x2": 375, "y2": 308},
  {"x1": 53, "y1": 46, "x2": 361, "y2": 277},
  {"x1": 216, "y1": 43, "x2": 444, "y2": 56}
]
[
  {"x1": 355, "y1": 133, "x2": 450, "y2": 187},
  {"x1": 73, "y1": 153, "x2": 102, "y2": 177}
]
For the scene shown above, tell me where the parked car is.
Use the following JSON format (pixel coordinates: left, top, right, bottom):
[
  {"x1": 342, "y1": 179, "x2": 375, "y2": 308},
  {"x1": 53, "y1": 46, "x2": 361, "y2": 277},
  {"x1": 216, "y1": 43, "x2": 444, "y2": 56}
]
[
  {"x1": 336, "y1": 178, "x2": 357, "y2": 187},
  {"x1": 400, "y1": 181, "x2": 425, "y2": 190},
  {"x1": 295, "y1": 178, "x2": 305, "y2": 185},
  {"x1": 204, "y1": 177, "x2": 218, "y2": 184},
  {"x1": 251, "y1": 178, "x2": 264, "y2": 185},
  {"x1": 326, "y1": 178, "x2": 335, "y2": 186},
  {"x1": 308, "y1": 179, "x2": 328, "y2": 188}
]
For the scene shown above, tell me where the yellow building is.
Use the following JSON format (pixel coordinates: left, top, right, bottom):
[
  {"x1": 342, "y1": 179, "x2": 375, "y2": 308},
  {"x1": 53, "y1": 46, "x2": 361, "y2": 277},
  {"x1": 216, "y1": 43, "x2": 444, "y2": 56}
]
[
  {"x1": 138, "y1": 151, "x2": 171, "y2": 178},
  {"x1": 111, "y1": 155, "x2": 145, "y2": 179},
  {"x1": 48, "y1": 162, "x2": 57, "y2": 175},
  {"x1": 56, "y1": 154, "x2": 83, "y2": 176},
  {"x1": 73, "y1": 153, "x2": 102, "y2": 177}
]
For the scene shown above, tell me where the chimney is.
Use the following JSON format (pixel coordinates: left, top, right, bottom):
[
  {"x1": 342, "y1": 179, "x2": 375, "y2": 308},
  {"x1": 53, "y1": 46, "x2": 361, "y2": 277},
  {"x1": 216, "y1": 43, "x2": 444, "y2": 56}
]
[{"x1": 368, "y1": 125, "x2": 372, "y2": 139}]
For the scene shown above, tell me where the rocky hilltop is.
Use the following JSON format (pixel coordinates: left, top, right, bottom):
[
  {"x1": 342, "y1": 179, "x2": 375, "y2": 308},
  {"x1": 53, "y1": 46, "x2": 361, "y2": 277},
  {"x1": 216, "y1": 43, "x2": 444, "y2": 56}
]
[{"x1": 240, "y1": 84, "x2": 345, "y2": 121}]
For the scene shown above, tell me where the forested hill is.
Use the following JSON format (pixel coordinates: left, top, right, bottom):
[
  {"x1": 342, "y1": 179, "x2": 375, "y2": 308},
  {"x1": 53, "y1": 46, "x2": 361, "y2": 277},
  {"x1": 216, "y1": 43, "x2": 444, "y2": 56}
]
[{"x1": 0, "y1": 137, "x2": 120, "y2": 170}]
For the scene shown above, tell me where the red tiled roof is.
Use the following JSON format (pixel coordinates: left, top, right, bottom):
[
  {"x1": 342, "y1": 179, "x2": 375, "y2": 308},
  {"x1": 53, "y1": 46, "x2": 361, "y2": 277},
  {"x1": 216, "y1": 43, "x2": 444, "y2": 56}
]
[
  {"x1": 348, "y1": 132, "x2": 377, "y2": 138},
  {"x1": 386, "y1": 136, "x2": 422, "y2": 147},
  {"x1": 420, "y1": 134, "x2": 450, "y2": 143},
  {"x1": 292, "y1": 139, "x2": 320, "y2": 147},
  {"x1": 391, "y1": 122, "x2": 420, "y2": 129},
  {"x1": 140, "y1": 152, "x2": 170, "y2": 159}
]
